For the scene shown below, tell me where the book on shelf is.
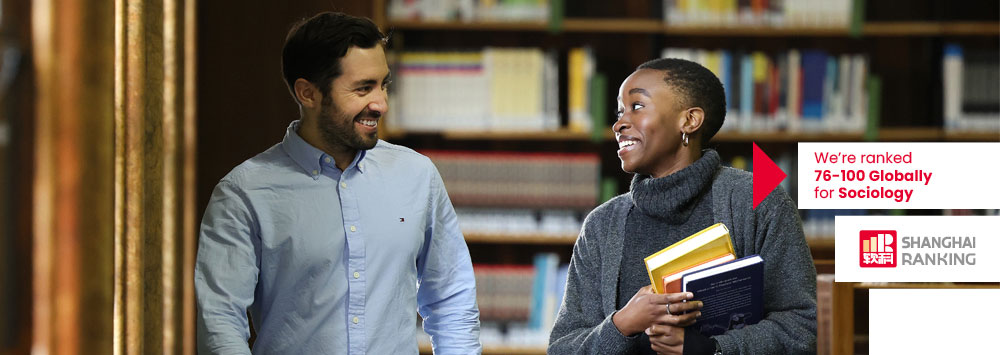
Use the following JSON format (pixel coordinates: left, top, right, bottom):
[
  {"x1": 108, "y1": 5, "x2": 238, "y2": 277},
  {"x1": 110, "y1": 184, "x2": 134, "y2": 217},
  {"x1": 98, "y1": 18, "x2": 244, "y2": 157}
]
[
  {"x1": 644, "y1": 223, "x2": 736, "y2": 294},
  {"x1": 568, "y1": 47, "x2": 594, "y2": 134},
  {"x1": 816, "y1": 273, "x2": 834, "y2": 355},
  {"x1": 942, "y1": 43, "x2": 1000, "y2": 132},
  {"x1": 529, "y1": 253, "x2": 560, "y2": 332},
  {"x1": 682, "y1": 254, "x2": 764, "y2": 337}
]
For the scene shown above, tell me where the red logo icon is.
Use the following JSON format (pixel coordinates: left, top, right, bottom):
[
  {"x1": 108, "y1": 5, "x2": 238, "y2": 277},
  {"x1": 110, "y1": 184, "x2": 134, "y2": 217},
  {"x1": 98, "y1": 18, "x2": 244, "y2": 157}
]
[{"x1": 860, "y1": 230, "x2": 897, "y2": 267}]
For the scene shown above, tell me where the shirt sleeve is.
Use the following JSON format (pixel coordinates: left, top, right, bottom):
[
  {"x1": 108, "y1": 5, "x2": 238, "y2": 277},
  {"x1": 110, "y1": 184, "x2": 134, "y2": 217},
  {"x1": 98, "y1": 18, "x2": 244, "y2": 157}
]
[
  {"x1": 416, "y1": 168, "x2": 482, "y2": 355},
  {"x1": 548, "y1": 211, "x2": 640, "y2": 355},
  {"x1": 195, "y1": 180, "x2": 260, "y2": 355}
]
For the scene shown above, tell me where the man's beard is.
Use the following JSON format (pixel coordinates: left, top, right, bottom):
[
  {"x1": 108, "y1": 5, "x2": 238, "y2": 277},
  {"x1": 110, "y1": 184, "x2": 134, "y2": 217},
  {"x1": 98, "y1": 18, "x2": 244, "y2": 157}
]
[{"x1": 317, "y1": 95, "x2": 379, "y2": 152}]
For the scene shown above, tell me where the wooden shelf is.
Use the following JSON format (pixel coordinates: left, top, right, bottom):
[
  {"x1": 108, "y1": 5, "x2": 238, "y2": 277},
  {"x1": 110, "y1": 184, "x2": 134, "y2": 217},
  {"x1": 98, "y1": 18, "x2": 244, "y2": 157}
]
[
  {"x1": 388, "y1": 19, "x2": 549, "y2": 32},
  {"x1": 389, "y1": 19, "x2": 1000, "y2": 36},
  {"x1": 807, "y1": 237, "x2": 835, "y2": 251},
  {"x1": 877, "y1": 127, "x2": 944, "y2": 141},
  {"x1": 562, "y1": 18, "x2": 665, "y2": 33},
  {"x1": 385, "y1": 128, "x2": 998, "y2": 143},
  {"x1": 381, "y1": 129, "x2": 596, "y2": 141},
  {"x1": 865, "y1": 21, "x2": 1000, "y2": 36},
  {"x1": 943, "y1": 130, "x2": 1000, "y2": 141},
  {"x1": 419, "y1": 343, "x2": 545, "y2": 355},
  {"x1": 662, "y1": 24, "x2": 850, "y2": 37},
  {"x1": 713, "y1": 131, "x2": 865, "y2": 142},
  {"x1": 465, "y1": 232, "x2": 577, "y2": 245}
]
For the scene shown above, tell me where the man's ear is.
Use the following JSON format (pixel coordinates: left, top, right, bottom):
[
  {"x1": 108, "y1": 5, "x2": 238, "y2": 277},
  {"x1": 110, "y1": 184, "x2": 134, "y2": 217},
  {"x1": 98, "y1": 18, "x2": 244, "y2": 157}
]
[
  {"x1": 294, "y1": 78, "x2": 320, "y2": 109},
  {"x1": 681, "y1": 107, "x2": 705, "y2": 134}
]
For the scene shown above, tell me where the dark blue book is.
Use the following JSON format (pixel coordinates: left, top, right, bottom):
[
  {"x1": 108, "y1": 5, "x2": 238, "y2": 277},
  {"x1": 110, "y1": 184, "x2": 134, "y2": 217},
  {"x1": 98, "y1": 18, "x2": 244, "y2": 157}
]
[
  {"x1": 801, "y1": 50, "x2": 828, "y2": 119},
  {"x1": 681, "y1": 254, "x2": 764, "y2": 337}
]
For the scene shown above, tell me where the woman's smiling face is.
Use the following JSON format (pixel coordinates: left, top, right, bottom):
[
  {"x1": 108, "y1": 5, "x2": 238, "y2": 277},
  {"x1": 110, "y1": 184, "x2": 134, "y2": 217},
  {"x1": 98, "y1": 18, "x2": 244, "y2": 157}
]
[{"x1": 613, "y1": 69, "x2": 689, "y2": 178}]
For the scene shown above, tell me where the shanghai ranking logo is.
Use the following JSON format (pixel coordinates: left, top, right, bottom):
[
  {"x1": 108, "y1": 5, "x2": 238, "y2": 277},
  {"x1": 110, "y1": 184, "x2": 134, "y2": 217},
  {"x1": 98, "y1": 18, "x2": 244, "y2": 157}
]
[{"x1": 860, "y1": 230, "x2": 897, "y2": 267}]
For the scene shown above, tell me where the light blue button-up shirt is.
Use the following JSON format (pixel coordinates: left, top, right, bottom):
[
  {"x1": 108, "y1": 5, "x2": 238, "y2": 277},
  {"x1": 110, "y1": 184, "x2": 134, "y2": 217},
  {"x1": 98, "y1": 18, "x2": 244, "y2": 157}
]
[{"x1": 195, "y1": 120, "x2": 481, "y2": 354}]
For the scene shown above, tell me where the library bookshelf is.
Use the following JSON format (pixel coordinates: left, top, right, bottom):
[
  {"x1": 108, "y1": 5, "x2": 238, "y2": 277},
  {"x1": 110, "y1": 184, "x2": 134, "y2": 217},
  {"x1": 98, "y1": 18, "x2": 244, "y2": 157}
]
[{"x1": 371, "y1": 1, "x2": 998, "y2": 353}]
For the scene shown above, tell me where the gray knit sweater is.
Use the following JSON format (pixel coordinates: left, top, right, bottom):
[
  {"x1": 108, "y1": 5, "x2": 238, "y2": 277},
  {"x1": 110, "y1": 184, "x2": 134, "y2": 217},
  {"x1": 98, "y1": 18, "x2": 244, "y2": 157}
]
[{"x1": 548, "y1": 152, "x2": 817, "y2": 354}]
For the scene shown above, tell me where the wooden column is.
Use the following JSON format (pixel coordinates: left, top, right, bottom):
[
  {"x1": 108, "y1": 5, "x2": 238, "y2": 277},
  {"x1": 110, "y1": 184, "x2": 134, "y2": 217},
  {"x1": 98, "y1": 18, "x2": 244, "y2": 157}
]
[
  {"x1": 31, "y1": 0, "x2": 196, "y2": 353},
  {"x1": 114, "y1": 0, "x2": 198, "y2": 353}
]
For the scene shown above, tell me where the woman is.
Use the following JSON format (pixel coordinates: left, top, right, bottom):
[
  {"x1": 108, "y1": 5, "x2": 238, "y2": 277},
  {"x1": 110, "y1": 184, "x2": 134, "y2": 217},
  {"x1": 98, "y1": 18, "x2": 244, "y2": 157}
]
[{"x1": 548, "y1": 58, "x2": 816, "y2": 355}]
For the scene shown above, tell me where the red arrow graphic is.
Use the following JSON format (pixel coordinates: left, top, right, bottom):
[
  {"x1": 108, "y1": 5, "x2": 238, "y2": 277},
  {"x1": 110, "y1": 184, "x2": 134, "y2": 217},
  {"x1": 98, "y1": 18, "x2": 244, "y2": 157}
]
[{"x1": 752, "y1": 142, "x2": 786, "y2": 209}]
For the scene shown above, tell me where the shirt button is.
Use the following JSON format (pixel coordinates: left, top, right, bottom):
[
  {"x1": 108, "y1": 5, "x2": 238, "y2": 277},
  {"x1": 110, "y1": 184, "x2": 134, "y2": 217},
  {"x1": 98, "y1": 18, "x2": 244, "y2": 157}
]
[
  {"x1": 350, "y1": 226, "x2": 357, "y2": 232},
  {"x1": 324, "y1": 157, "x2": 332, "y2": 163},
  {"x1": 352, "y1": 316, "x2": 359, "y2": 324},
  {"x1": 312, "y1": 170, "x2": 319, "y2": 175},
  {"x1": 340, "y1": 182, "x2": 347, "y2": 188},
  {"x1": 353, "y1": 271, "x2": 360, "y2": 279}
]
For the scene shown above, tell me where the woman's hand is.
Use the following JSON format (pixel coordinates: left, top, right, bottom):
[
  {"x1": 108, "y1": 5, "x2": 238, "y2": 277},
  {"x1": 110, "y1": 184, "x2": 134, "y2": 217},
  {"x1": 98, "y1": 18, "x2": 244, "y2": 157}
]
[
  {"x1": 646, "y1": 324, "x2": 683, "y2": 355},
  {"x1": 611, "y1": 285, "x2": 702, "y2": 336}
]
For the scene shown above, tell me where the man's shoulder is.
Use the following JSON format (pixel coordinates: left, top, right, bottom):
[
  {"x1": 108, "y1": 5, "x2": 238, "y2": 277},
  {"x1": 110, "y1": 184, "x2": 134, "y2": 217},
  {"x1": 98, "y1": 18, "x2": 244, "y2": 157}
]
[
  {"x1": 218, "y1": 143, "x2": 296, "y2": 187},
  {"x1": 368, "y1": 140, "x2": 435, "y2": 171}
]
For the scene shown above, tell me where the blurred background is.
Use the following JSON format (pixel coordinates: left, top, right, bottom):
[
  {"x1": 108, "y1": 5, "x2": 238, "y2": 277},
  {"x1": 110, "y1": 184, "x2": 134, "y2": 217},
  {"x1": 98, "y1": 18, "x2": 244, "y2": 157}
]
[{"x1": 1, "y1": 0, "x2": 998, "y2": 354}]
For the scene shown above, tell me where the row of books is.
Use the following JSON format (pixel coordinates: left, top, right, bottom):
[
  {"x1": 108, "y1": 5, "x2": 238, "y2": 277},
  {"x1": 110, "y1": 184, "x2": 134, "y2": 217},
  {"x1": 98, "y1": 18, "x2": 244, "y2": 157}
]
[
  {"x1": 456, "y1": 208, "x2": 583, "y2": 237},
  {"x1": 422, "y1": 150, "x2": 600, "y2": 208},
  {"x1": 388, "y1": 0, "x2": 550, "y2": 22},
  {"x1": 663, "y1": 48, "x2": 870, "y2": 133},
  {"x1": 942, "y1": 44, "x2": 1000, "y2": 132},
  {"x1": 391, "y1": 49, "x2": 560, "y2": 132},
  {"x1": 663, "y1": 0, "x2": 857, "y2": 28},
  {"x1": 472, "y1": 253, "x2": 568, "y2": 327}
]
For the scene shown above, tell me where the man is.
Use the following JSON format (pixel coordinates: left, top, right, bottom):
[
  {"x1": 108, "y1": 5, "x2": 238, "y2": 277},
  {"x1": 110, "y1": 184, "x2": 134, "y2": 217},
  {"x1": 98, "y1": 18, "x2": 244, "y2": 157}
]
[{"x1": 195, "y1": 12, "x2": 481, "y2": 354}]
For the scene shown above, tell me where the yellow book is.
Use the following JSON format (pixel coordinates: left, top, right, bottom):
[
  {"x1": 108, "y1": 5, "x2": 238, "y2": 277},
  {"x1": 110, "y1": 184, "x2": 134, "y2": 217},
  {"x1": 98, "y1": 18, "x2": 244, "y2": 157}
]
[{"x1": 644, "y1": 223, "x2": 735, "y2": 294}]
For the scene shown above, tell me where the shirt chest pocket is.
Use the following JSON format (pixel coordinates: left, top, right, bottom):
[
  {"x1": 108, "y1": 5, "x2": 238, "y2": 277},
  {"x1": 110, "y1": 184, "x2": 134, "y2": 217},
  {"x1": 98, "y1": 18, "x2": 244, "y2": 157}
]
[{"x1": 364, "y1": 201, "x2": 426, "y2": 263}]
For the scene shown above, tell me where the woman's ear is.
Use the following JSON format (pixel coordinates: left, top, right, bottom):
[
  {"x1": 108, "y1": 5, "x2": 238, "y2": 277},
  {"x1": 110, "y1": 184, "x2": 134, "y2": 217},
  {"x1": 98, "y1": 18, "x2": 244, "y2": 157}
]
[
  {"x1": 294, "y1": 78, "x2": 320, "y2": 109},
  {"x1": 681, "y1": 107, "x2": 705, "y2": 134}
]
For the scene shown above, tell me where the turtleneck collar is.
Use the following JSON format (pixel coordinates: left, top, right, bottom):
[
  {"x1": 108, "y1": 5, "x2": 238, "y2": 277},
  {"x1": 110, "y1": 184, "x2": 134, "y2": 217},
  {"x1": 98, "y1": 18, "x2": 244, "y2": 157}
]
[{"x1": 629, "y1": 149, "x2": 721, "y2": 224}]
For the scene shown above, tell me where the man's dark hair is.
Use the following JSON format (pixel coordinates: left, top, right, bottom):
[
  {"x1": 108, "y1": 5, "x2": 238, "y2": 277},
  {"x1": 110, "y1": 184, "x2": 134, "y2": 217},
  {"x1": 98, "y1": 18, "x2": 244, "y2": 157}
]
[
  {"x1": 636, "y1": 58, "x2": 726, "y2": 144},
  {"x1": 281, "y1": 12, "x2": 387, "y2": 100}
]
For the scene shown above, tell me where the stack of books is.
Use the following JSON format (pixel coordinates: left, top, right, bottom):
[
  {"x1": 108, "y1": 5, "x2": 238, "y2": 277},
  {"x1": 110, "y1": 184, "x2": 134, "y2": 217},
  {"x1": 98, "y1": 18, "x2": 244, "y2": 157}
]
[{"x1": 644, "y1": 223, "x2": 764, "y2": 336}]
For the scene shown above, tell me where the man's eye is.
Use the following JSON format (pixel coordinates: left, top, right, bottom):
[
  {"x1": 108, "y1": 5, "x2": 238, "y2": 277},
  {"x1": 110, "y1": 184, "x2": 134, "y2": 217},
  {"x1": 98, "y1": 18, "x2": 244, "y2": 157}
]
[
  {"x1": 382, "y1": 80, "x2": 393, "y2": 90},
  {"x1": 632, "y1": 103, "x2": 644, "y2": 111},
  {"x1": 615, "y1": 109, "x2": 624, "y2": 118},
  {"x1": 357, "y1": 86, "x2": 373, "y2": 93}
]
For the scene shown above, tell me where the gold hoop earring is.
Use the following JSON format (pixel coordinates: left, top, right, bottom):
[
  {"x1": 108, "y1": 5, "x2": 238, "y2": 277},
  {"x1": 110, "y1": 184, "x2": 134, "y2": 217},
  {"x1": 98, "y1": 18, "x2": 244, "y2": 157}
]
[{"x1": 682, "y1": 132, "x2": 689, "y2": 146}]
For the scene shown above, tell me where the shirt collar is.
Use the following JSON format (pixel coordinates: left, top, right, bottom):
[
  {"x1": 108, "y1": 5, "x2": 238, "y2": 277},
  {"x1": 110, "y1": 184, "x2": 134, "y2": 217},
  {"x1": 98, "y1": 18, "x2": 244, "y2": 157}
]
[{"x1": 281, "y1": 120, "x2": 367, "y2": 178}]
